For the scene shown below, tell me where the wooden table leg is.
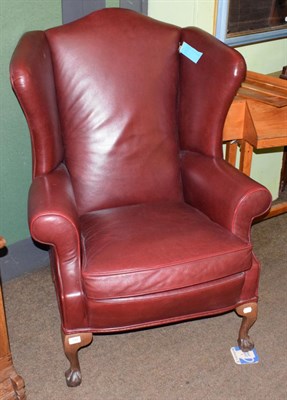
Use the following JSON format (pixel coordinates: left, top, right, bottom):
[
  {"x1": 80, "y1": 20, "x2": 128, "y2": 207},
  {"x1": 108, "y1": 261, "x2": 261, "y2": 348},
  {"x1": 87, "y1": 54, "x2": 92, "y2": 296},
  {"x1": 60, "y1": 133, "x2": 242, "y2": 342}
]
[
  {"x1": 0, "y1": 238, "x2": 26, "y2": 399},
  {"x1": 239, "y1": 140, "x2": 253, "y2": 176},
  {"x1": 225, "y1": 141, "x2": 238, "y2": 167}
]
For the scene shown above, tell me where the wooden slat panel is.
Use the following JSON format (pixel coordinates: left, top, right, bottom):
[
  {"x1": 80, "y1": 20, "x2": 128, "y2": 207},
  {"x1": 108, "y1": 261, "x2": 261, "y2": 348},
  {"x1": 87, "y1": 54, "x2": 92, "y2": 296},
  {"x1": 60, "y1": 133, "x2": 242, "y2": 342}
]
[
  {"x1": 264, "y1": 202, "x2": 287, "y2": 219},
  {"x1": 242, "y1": 81, "x2": 287, "y2": 99},
  {"x1": 246, "y1": 71, "x2": 287, "y2": 90},
  {"x1": 223, "y1": 100, "x2": 246, "y2": 141},
  {"x1": 238, "y1": 87, "x2": 287, "y2": 107},
  {"x1": 245, "y1": 100, "x2": 287, "y2": 148}
]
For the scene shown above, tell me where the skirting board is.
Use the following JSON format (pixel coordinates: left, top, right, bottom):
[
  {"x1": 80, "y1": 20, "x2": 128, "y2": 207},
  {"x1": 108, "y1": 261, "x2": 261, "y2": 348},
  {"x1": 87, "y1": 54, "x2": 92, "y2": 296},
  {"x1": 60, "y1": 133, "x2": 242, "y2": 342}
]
[{"x1": 0, "y1": 237, "x2": 49, "y2": 282}]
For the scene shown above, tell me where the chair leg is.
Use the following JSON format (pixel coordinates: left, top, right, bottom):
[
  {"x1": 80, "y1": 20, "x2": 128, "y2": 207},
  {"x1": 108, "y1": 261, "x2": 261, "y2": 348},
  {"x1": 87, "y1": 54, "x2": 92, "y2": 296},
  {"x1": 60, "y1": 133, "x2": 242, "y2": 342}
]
[
  {"x1": 235, "y1": 302, "x2": 258, "y2": 352},
  {"x1": 61, "y1": 331, "x2": 93, "y2": 387}
]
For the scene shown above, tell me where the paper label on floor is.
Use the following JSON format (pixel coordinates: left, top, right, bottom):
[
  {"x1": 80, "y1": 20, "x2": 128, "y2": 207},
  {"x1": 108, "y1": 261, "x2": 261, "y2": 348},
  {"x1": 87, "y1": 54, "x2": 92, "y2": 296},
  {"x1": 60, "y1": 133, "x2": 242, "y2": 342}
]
[{"x1": 230, "y1": 346, "x2": 259, "y2": 364}]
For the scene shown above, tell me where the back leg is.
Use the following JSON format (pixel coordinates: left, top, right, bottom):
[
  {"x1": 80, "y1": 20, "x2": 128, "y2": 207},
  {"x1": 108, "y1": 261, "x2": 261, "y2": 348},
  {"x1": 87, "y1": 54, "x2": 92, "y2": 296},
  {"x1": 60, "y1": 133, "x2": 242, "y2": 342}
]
[
  {"x1": 236, "y1": 302, "x2": 258, "y2": 352},
  {"x1": 61, "y1": 331, "x2": 93, "y2": 387}
]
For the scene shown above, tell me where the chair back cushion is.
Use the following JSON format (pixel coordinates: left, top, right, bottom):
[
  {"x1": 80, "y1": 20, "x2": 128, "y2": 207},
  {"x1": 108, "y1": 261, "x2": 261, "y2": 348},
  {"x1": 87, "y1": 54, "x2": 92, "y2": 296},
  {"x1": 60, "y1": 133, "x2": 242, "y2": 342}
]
[{"x1": 46, "y1": 9, "x2": 183, "y2": 214}]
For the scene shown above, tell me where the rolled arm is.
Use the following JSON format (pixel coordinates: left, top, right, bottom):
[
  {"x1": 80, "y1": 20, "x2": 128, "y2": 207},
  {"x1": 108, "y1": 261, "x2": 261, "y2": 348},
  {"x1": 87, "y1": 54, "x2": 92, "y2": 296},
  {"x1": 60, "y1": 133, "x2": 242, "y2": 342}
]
[
  {"x1": 28, "y1": 163, "x2": 86, "y2": 331},
  {"x1": 28, "y1": 163, "x2": 80, "y2": 249},
  {"x1": 181, "y1": 151, "x2": 272, "y2": 242}
]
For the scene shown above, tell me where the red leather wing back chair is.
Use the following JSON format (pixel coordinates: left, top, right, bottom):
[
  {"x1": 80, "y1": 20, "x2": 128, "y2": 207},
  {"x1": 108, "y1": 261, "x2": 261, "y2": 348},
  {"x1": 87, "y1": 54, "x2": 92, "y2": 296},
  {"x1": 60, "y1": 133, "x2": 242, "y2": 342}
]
[{"x1": 10, "y1": 9, "x2": 271, "y2": 387}]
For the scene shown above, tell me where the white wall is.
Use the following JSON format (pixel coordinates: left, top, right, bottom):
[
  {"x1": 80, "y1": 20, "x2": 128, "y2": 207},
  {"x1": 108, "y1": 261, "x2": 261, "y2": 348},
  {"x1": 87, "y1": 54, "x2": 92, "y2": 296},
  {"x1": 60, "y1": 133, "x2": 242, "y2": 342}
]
[{"x1": 149, "y1": 0, "x2": 214, "y2": 31}]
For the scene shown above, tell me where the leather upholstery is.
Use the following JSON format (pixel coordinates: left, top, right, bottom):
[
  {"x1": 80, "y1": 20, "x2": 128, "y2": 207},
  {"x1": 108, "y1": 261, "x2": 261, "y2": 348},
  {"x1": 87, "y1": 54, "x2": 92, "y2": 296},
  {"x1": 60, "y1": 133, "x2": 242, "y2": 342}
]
[
  {"x1": 46, "y1": 10, "x2": 182, "y2": 214},
  {"x1": 10, "y1": 8, "x2": 272, "y2": 335},
  {"x1": 81, "y1": 202, "x2": 252, "y2": 300}
]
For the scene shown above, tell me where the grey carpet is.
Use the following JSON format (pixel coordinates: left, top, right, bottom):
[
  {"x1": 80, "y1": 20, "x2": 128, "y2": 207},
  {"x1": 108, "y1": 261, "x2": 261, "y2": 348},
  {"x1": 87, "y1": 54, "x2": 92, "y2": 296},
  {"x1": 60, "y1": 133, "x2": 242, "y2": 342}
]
[{"x1": 2, "y1": 214, "x2": 287, "y2": 400}]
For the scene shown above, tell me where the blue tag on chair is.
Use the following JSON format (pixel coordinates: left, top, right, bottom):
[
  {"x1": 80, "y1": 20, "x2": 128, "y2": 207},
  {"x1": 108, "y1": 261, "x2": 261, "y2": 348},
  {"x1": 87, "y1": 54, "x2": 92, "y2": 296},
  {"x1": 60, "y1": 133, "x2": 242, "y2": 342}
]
[{"x1": 179, "y1": 42, "x2": 203, "y2": 64}]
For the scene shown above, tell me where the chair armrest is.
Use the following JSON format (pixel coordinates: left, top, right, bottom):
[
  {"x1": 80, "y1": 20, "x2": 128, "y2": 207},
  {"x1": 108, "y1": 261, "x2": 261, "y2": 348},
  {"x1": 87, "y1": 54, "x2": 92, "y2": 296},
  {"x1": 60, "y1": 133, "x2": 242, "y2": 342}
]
[
  {"x1": 181, "y1": 151, "x2": 272, "y2": 242},
  {"x1": 28, "y1": 163, "x2": 80, "y2": 249},
  {"x1": 28, "y1": 164, "x2": 85, "y2": 330}
]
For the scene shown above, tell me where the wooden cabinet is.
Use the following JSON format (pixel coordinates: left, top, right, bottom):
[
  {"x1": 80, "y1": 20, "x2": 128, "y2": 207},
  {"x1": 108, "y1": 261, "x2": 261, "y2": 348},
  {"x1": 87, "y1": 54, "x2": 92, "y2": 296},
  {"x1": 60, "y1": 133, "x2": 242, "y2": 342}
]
[{"x1": 0, "y1": 237, "x2": 25, "y2": 400}]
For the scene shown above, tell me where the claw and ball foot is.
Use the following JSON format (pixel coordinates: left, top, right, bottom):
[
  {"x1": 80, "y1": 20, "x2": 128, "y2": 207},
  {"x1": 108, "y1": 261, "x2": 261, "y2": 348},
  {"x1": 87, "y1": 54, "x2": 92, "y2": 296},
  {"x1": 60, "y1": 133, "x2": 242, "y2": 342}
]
[
  {"x1": 236, "y1": 302, "x2": 258, "y2": 352},
  {"x1": 61, "y1": 331, "x2": 93, "y2": 387}
]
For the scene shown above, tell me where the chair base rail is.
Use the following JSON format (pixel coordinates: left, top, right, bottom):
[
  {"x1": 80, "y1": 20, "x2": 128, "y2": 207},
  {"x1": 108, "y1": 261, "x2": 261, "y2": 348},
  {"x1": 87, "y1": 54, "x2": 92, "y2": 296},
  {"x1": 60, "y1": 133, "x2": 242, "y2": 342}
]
[{"x1": 60, "y1": 301, "x2": 259, "y2": 387}]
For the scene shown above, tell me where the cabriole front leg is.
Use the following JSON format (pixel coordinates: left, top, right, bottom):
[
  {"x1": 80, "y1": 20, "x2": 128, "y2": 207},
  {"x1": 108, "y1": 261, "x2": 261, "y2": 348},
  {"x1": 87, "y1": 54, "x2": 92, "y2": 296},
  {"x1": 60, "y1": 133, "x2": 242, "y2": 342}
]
[
  {"x1": 236, "y1": 302, "x2": 258, "y2": 352},
  {"x1": 61, "y1": 331, "x2": 93, "y2": 387}
]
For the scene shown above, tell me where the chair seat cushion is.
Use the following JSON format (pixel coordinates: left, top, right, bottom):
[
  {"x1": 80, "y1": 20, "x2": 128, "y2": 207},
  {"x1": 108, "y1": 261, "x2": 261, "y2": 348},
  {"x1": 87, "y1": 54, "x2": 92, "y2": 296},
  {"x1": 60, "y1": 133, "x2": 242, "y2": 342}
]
[{"x1": 81, "y1": 202, "x2": 252, "y2": 300}]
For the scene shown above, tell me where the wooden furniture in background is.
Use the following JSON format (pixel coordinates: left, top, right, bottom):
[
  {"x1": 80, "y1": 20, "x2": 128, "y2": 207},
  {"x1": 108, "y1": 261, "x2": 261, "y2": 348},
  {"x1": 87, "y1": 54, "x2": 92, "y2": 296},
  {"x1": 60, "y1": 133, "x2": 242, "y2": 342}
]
[
  {"x1": 223, "y1": 71, "x2": 287, "y2": 218},
  {"x1": 280, "y1": 65, "x2": 287, "y2": 80},
  {"x1": 0, "y1": 236, "x2": 25, "y2": 400},
  {"x1": 280, "y1": 147, "x2": 287, "y2": 192}
]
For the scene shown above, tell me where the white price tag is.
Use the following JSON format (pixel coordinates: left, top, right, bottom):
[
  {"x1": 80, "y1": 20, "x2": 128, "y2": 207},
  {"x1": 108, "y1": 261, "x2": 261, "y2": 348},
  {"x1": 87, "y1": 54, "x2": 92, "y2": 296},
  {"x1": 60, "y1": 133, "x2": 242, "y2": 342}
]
[{"x1": 68, "y1": 336, "x2": 82, "y2": 345}]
